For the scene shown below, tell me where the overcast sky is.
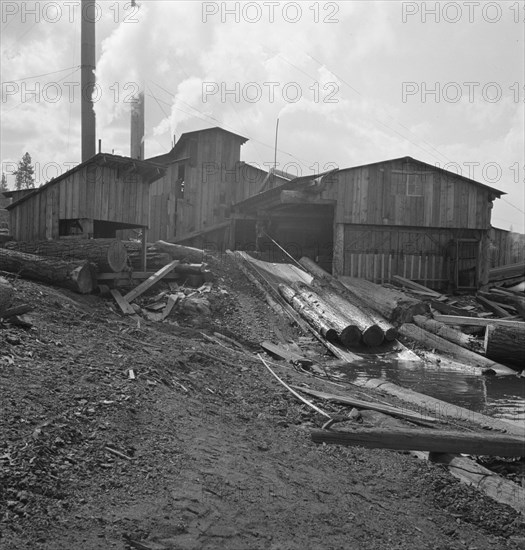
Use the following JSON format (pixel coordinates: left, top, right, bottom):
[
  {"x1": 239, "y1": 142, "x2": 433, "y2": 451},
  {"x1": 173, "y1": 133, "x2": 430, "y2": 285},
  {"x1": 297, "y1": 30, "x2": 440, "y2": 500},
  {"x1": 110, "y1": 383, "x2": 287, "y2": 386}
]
[{"x1": 1, "y1": 1, "x2": 524, "y2": 231}]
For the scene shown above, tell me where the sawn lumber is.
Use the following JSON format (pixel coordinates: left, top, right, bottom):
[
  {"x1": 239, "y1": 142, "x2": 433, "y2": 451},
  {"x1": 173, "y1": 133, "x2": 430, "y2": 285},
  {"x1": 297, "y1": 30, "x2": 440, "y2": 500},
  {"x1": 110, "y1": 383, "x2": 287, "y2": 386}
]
[{"x1": 311, "y1": 428, "x2": 525, "y2": 456}]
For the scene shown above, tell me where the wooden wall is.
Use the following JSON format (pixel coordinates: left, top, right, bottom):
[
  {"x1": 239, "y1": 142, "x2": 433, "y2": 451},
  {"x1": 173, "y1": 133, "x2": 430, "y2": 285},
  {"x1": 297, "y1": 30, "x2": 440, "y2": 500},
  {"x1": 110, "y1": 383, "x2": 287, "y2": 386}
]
[
  {"x1": 334, "y1": 224, "x2": 483, "y2": 289},
  {"x1": 319, "y1": 159, "x2": 493, "y2": 230},
  {"x1": 489, "y1": 228, "x2": 525, "y2": 267},
  {"x1": 148, "y1": 130, "x2": 249, "y2": 241},
  {"x1": 9, "y1": 164, "x2": 151, "y2": 241}
]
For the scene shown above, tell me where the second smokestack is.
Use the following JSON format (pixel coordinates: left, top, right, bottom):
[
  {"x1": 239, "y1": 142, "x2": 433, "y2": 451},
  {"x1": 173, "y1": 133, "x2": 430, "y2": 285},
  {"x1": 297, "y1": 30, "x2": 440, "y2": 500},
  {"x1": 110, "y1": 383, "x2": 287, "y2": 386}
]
[{"x1": 130, "y1": 92, "x2": 145, "y2": 160}]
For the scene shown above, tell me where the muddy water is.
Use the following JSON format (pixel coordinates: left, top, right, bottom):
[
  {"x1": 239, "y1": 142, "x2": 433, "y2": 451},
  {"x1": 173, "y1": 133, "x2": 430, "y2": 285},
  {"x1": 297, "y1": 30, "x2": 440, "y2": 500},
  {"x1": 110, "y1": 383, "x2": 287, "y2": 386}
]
[{"x1": 336, "y1": 358, "x2": 525, "y2": 426}]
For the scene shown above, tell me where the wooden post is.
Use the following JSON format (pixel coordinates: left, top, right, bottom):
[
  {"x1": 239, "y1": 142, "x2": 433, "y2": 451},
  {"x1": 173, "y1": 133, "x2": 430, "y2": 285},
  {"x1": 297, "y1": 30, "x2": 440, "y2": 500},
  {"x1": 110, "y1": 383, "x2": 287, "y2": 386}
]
[
  {"x1": 141, "y1": 228, "x2": 147, "y2": 272},
  {"x1": 333, "y1": 224, "x2": 344, "y2": 277}
]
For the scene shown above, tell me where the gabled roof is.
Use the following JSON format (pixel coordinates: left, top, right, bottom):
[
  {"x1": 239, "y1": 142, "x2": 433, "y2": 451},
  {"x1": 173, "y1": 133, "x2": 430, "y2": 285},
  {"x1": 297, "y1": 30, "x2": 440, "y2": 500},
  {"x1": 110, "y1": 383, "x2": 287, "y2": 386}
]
[
  {"x1": 233, "y1": 155, "x2": 505, "y2": 214},
  {"x1": 337, "y1": 156, "x2": 505, "y2": 197},
  {"x1": 6, "y1": 153, "x2": 165, "y2": 211},
  {"x1": 148, "y1": 126, "x2": 249, "y2": 166}
]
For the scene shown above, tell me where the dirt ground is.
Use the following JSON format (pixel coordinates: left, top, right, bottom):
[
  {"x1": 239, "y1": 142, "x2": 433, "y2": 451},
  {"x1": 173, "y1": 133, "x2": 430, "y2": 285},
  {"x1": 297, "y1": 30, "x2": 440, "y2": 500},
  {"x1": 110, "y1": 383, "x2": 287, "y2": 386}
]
[{"x1": 1, "y1": 254, "x2": 525, "y2": 550}]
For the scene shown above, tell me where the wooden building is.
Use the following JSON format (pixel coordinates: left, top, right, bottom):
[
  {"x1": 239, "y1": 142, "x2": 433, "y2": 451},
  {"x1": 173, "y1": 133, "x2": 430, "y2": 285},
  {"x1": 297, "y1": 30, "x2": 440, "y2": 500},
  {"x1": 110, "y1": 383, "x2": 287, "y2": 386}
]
[
  {"x1": 145, "y1": 127, "x2": 290, "y2": 246},
  {"x1": 232, "y1": 156, "x2": 505, "y2": 290},
  {"x1": 6, "y1": 153, "x2": 164, "y2": 241}
]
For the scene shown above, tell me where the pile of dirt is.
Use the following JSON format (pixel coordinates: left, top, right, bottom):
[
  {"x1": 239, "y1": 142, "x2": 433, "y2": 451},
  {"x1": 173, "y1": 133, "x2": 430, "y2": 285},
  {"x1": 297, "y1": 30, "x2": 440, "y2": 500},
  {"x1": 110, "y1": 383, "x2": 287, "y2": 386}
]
[{"x1": 1, "y1": 254, "x2": 524, "y2": 550}]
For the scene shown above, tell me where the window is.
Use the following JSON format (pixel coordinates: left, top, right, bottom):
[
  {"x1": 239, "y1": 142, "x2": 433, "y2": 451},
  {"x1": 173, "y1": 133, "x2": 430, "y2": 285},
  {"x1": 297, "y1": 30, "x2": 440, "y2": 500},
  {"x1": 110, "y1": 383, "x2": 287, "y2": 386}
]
[{"x1": 392, "y1": 170, "x2": 427, "y2": 196}]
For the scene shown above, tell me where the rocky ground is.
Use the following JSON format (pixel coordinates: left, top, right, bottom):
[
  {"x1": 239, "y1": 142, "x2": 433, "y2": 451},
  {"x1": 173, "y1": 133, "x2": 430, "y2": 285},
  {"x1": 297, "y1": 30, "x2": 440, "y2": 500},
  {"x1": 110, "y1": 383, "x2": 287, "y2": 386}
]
[{"x1": 1, "y1": 253, "x2": 524, "y2": 550}]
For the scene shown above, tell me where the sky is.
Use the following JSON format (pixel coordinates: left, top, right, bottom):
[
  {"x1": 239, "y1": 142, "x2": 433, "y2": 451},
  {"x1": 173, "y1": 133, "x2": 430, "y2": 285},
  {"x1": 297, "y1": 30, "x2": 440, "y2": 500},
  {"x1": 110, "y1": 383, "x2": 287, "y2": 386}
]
[{"x1": 1, "y1": 1, "x2": 524, "y2": 232}]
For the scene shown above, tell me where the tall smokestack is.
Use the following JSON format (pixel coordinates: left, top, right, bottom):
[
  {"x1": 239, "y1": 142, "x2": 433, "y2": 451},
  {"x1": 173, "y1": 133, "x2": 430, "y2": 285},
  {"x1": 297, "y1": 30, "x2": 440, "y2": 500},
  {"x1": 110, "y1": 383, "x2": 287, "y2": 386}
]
[
  {"x1": 130, "y1": 92, "x2": 145, "y2": 160},
  {"x1": 81, "y1": 0, "x2": 96, "y2": 162}
]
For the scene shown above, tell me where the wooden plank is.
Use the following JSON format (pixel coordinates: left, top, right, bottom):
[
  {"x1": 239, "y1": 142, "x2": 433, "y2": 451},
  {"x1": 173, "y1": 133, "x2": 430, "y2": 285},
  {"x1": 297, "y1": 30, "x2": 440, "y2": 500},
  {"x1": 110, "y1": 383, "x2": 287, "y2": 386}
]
[
  {"x1": 110, "y1": 289, "x2": 136, "y2": 315},
  {"x1": 433, "y1": 314, "x2": 525, "y2": 329},
  {"x1": 392, "y1": 275, "x2": 443, "y2": 297},
  {"x1": 124, "y1": 260, "x2": 180, "y2": 303},
  {"x1": 430, "y1": 300, "x2": 478, "y2": 317},
  {"x1": 476, "y1": 295, "x2": 510, "y2": 318},
  {"x1": 311, "y1": 428, "x2": 525, "y2": 456},
  {"x1": 261, "y1": 341, "x2": 313, "y2": 366},
  {"x1": 292, "y1": 386, "x2": 438, "y2": 424}
]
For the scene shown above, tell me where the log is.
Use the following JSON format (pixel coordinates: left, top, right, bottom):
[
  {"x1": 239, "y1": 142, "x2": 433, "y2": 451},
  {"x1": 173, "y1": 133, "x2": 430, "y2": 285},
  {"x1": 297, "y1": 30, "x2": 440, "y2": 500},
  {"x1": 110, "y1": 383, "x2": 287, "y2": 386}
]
[
  {"x1": 311, "y1": 428, "x2": 525, "y2": 457},
  {"x1": 278, "y1": 284, "x2": 341, "y2": 344},
  {"x1": 290, "y1": 283, "x2": 362, "y2": 347},
  {"x1": 299, "y1": 257, "x2": 397, "y2": 342},
  {"x1": 6, "y1": 239, "x2": 128, "y2": 273},
  {"x1": 0, "y1": 249, "x2": 96, "y2": 294},
  {"x1": 413, "y1": 315, "x2": 475, "y2": 349},
  {"x1": 481, "y1": 291, "x2": 525, "y2": 320},
  {"x1": 359, "y1": 378, "x2": 524, "y2": 437},
  {"x1": 0, "y1": 276, "x2": 14, "y2": 313},
  {"x1": 433, "y1": 315, "x2": 525, "y2": 329},
  {"x1": 427, "y1": 453, "x2": 525, "y2": 515},
  {"x1": 399, "y1": 323, "x2": 518, "y2": 376},
  {"x1": 153, "y1": 240, "x2": 205, "y2": 263},
  {"x1": 484, "y1": 325, "x2": 525, "y2": 368},
  {"x1": 489, "y1": 262, "x2": 525, "y2": 282},
  {"x1": 309, "y1": 284, "x2": 385, "y2": 347},
  {"x1": 339, "y1": 276, "x2": 429, "y2": 324}
]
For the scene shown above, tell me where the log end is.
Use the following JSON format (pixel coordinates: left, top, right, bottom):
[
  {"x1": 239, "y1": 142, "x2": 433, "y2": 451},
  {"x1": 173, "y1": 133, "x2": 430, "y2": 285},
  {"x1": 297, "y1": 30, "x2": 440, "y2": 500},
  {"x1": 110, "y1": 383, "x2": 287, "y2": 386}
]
[
  {"x1": 384, "y1": 327, "x2": 398, "y2": 342},
  {"x1": 70, "y1": 263, "x2": 97, "y2": 294},
  {"x1": 108, "y1": 241, "x2": 129, "y2": 273},
  {"x1": 362, "y1": 325, "x2": 385, "y2": 347},
  {"x1": 340, "y1": 325, "x2": 362, "y2": 348}
]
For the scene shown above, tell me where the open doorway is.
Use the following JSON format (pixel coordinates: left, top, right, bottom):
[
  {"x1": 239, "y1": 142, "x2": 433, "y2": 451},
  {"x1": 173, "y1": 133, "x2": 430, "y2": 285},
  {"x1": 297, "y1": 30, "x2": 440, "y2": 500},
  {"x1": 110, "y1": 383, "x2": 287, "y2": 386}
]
[{"x1": 235, "y1": 204, "x2": 335, "y2": 272}]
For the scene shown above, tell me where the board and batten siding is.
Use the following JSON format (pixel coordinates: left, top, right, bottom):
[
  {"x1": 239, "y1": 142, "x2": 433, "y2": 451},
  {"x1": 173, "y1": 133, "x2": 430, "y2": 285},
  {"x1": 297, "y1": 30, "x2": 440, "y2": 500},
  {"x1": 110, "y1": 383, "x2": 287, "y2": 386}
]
[
  {"x1": 320, "y1": 160, "x2": 492, "y2": 230},
  {"x1": 333, "y1": 224, "x2": 482, "y2": 287},
  {"x1": 9, "y1": 164, "x2": 151, "y2": 241}
]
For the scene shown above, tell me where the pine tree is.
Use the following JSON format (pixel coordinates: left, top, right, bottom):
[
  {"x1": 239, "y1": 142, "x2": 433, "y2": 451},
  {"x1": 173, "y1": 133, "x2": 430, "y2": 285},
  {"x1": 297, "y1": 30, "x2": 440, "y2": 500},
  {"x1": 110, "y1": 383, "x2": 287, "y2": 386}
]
[
  {"x1": 13, "y1": 152, "x2": 35, "y2": 190},
  {"x1": 0, "y1": 172, "x2": 7, "y2": 192}
]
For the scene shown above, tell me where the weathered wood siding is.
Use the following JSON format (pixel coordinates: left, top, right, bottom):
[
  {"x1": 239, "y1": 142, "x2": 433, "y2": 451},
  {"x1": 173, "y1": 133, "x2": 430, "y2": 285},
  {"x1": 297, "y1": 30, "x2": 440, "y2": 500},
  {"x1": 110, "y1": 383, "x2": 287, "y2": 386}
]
[
  {"x1": 318, "y1": 159, "x2": 492, "y2": 229},
  {"x1": 333, "y1": 224, "x2": 483, "y2": 289},
  {"x1": 489, "y1": 228, "x2": 525, "y2": 267},
  {"x1": 9, "y1": 164, "x2": 151, "y2": 241},
  {"x1": 148, "y1": 129, "x2": 246, "y2": 241}
]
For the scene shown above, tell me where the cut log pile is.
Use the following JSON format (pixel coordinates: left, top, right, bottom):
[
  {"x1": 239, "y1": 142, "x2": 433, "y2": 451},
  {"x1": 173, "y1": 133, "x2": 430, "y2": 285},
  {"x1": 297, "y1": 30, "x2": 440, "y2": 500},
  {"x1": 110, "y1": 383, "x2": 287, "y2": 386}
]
[
  {"x1": 0, "y1": 248, "x2": 96, "y2": 294},
  {"x1": 6, "y1": 239, "x2": 128, "y2": 273}
]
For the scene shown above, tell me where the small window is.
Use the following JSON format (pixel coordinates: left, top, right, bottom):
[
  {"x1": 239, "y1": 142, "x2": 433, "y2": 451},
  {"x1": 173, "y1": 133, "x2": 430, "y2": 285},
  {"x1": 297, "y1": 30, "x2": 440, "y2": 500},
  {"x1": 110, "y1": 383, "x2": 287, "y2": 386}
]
[
  {"x1": 392, "y1": 171, "x2": 426, "y2": 197},
  {"x1": 176, "y1": 164, "x2": 185, "y2": 199},
  {"x1": 406, "y1": 173, "x2": 423, "y2": 196}
]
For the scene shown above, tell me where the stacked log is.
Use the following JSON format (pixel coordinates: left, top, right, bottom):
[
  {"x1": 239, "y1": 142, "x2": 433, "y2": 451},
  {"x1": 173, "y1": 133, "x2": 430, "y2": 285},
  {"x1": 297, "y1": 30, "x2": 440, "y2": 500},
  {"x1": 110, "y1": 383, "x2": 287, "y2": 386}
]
[
  {"x1": 298, "y1": 257, "x2": 397, "y2": 341},
  {"x1": 278, "y1": 284, "x2": 354, "y2": 346},
  {"x1": 6, "y1": 239, "x2": 128, "y2": 273},
  {"x1": 306, "y1": 284, "x2": 385, "y2": 347},
  {"x1": 0, "y1": 249, "x2": 96, "y2": 294},
  {"x1": 339, "y1": 276, "x2": 429, "y2": 324},
  {"x1": 484, "y1": 325, "x2": 525, "y2": 368}
]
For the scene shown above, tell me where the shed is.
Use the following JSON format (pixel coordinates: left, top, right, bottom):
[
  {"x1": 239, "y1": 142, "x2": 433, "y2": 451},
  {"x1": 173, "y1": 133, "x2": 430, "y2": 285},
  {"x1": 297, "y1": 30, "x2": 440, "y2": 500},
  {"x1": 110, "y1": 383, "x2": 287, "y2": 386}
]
[
  {"x1": 6, "y1": 153, "x2": 164, "y2": 241},
  {"x1": 232, "y1": 156, "x2": 505, "y2": 290}
]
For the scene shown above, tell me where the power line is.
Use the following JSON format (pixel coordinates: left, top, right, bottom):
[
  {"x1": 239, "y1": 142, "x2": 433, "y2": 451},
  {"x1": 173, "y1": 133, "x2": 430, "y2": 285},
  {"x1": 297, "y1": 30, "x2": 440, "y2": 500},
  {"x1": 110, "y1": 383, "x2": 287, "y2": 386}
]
[{"x1": 5, "y1": 65, "x2": 81, "y2": 83}]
